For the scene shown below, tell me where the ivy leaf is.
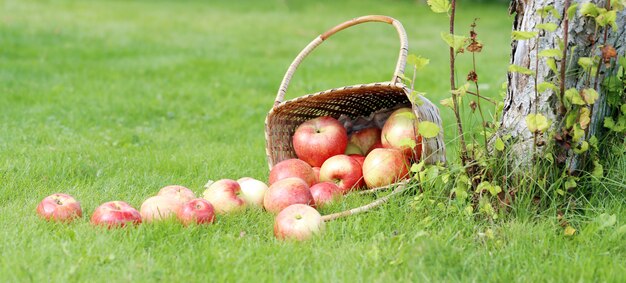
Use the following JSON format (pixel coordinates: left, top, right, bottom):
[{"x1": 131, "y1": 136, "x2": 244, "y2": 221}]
[
  {"x1": 508, "y1": 64, "x2": 534, "y2": 75},
  {"x1": 572, "y1": 124, "x2": 585, "y2": 142},
  {"x1": 564, "y1": 177, "x2": 577, "y2": 190},
  {"x1": 597, "y1": 10, "x2": 618, "y2": 30},
  {"x1": 578, "y1": 57, "x2": 594, "y2": 70},
  {"x1": 495, "y1": 137, "x2": 505, "y2": 151},
  {"x1": 565, "y1": 88, "x2": 586, "y2": 105},
  {"x1": 398, "y1": 138, "x2": 417, "y2": 150},
  {"x1": 450, "y1": 82, "x2": 470, "y2": 96},
  {"x1": 525, "y1": 113, "x2": 550, "y2": 133},
  {"x1": 418, "y1": 121, "x2": 440, "y2": 138},
  {"x1": 581, "y1": 88, "x2": 599, "y2": 105},
  {"x1": 592, "y1": 160, "x2": 604, "y2": 178},
  {"x1": 589, "y1": 135, "x2": 599, "y2": 150},
  {"x1": 604, "y1": 117, "x2": 616, "y2": 130},
  {"x1": 440, "y1": 97, "x2": 454, "y2": 109},
  {"x1": 407, "y1": 54, "x2": 430, "y2": 71},
  {"x1": 538, "y1": 48, "x2": 562, "y2": 58},
  {"x1": 574, "y1": 140, "x2": 589, "y2": 154},
  {"x1": 536, "y1": 23, "x2": 558, "y2": 32},
  {"x1": 440, "y1": 32, "x2": 468, "y2": 52},
  {"x1": 511, "y1": 31, "x2": 538, "y2": 40},
  {"x1": 567, "y1": 3, "x2": 579, "y2": 20},
  {"x1": 537, "y1": 5, "x2": 560, "y2": 19},
  {"x1": 579, "y1": 107, "x2": 591, "y2": 129},
  {"x1": 427, "y1": 0, "x2": 451, "y2": 13},
  {"x1": 538, "y1": 82, "x2": 558, "y2": 93},
  {"x1": 580, "y1": 2, "x2": 599, "y2": 17},
  {"x1": 564, "y1": 226, "x2": 576, "y2": 236},
  {"x1": 547, "y1": 58, "x2": 559, "y2": 73},
  {"x1": 475, "y1": 181, "x2": 491, "y2": 193},
  {"x1": 490, "y1": 185, "x2": 502, "y2": 196}
]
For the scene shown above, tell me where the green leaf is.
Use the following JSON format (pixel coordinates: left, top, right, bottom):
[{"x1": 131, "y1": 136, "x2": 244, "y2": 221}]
[
  {"x1": 545, "y1": 152, "x2": 554, "y2": 164},
  {"x1": 581, "y1": 88, "x2": 599, "y2": 105},
  {"x1": 621, "y1": 104, "x2": 626, "y2": 115},
  {"x1": 538, "y1": 82, "x2": 558, "y2": 93},
  {"x1": 580, "y1": 2, "x2": 599, "y2": 17},
  {"x1": 398, "y1": 138, "x2": 417, "y2": 149},
  {"x1": 567, "y1": 3, "x2": 579, "y2": 20},
  {"x1": 572, "y1": 124, "x2": 585, "y2": 142},
  {"x1": 475, "y1": 181, "x2": 491, "y2": 193},
  {"x1": 440, "y1": 32, "x2": 468, "y2": 52},
  {"x1": 613, "y1": 0, "x2": 626, "y2": 11},
  {"x1": 592, "y1": 160, "x2": 604, "y2": 178},
  {"x1": 536, "y1": 23, "x2": 558, "y2": 32},
  {"x1": 538, "y1": 48, "x2": 562, "y2": 58},
  {"x1": 604, "y1": 117, "x2": 616, "y2": 130},
  {"x1": 619, "y1": 55, "x2": 626, "y2": 68},
  {"x1": 410, "y1": 161, "x2": 425, "y2": 173},
  {"x1": 537, "y1": 5, "x2": 559, "y2": 18},
  {"x1": 578, "y1": 57, "x2": 594, "y2": 70},
  {"x1": 564, "y1": 177, "x2": 577, "y2": 190},
  {"x1": 490, "y1": 185, "x2": 502, "y2": 196},
  {"x1": 547, "y1": 58, "x2": 559, "y2": 73},
  {"x1": 495, "y1": 137, "x2": 505, "y2": 151},
  {"x1": 427, "y1": 0, "x2": 451, "y2": 13},
  {"x1": 440, "y1": 97, "x2": 454, "y2": 109},
  {"x1": 511, "y1": 30, "x2": 538, "y2": 40},
  {"x1": 579, "y1": 107, "x2": 591, "y2": 129},
  {"x1": 407, "y1": 54, "x2": 430, "y2": 71},
  {"x1": 450, "y1": 83, "x2": 470, "y2": 96},
  {"x1": 589, "y1": 135, "x2": 599, "y2": 150},
  {"x1": 526, "y1": 113, "x2": 550, "y2": 133},
  {"x1": 566, "y1": 111, "x2": 578, "y2": 128},
  {"x1": 564, "y1": 226, "x2": 576, "y2": 236},
  {"x1": 565, "y1": 88, "x2": 586, "y2": 105},
  {"x1": 508, "y1": 64, "x2": 534, "y2": 75},
  {"x1": 417, "y1": 121, "x2": 440, "y2": 138},
  {"x1": 597, "y1": 10, "x2": 617, "y2": 30},
  {"x1": 574, "y1": 140, "x2": 589, "y2": 154}
]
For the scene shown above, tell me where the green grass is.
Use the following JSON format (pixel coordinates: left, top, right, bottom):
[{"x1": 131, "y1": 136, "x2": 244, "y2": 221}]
[{"x1": 1, "y1": 0, "x2": 625, "y2": 282}]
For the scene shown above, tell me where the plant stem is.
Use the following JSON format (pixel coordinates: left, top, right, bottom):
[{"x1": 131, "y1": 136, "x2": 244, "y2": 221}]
[
  {"x1": 559, "y1": 0, "x2": 572, "y2": 115},
  {"x1": 449, "y1": 0, "x2": 469, "y2": 165},
  {"x1": 465, "y1": 90, "x2": 497, "y2": 104}
]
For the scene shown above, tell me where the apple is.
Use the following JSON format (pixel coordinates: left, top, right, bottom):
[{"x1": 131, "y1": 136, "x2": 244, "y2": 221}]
[
  {"x1": 274, "y1": 204, "x2": 324, "y2": 241},
  {"x1": 349, "y1": 127, "x2": 381, "y2": 154},
  {"x1": 237, "y1": 177, "x2": 268, "y2": 208},
  {"x1": 264, "y1": 177, "x2": 314, "y2": 213},
  {"x1": 368, "y1": 141, "x2": 384, "y2": 154},
  {"x1": 292, "y1": 116, "x2": 348, "y2": 167},
  {"x1": 157, "y1": 185, "x2": 195, "y2": 203},
  {"x1": 91, "y1": 201, "x2": 142, "y2": 228},
  {"x1": 177, "y1": 198, "x2": 215, "y2": 226},
  {"x1": 202, "y1": 179, "x2": 246, "y2": 214},
  {"x1": 309, "y1": 182, "x2": 341, "y2": 207},
  {"x1": 269, "y1": 158, "x2": 316, "y2": 187},
  {"x1": 36, "y1": 193, "x2": 82, "y2": 222},
  {"x1": 312, "y1": 167, "x2": 321, "y2": 184},
  {"x1": 381, "y1": 107, "x2": 422, "y2": 160},
  {"x1": 344, "y1": 142, "x2": 364, "y2": 155},
  {"x1": 319, "y1": 154, "x2": 364, "y2": 194},
  {"x1": 362, "y1": 148, "x2": 410, "y2": 188},
  {"x1": 348, "y1": 154, "x2": 366, "y2": 168},
  {"x1": 140, "y1": 195, "x2": 181, "y2": 222}
]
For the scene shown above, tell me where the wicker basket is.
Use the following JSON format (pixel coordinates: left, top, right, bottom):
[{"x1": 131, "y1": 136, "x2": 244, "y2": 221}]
[{"x1": 265, "y1": 15, "x2": 446, "y2": 173}]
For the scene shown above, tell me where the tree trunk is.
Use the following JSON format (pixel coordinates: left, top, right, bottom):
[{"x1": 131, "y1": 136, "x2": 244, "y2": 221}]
[{"x1": 501, "y1": 0, "x2": 626, "y2": 170}]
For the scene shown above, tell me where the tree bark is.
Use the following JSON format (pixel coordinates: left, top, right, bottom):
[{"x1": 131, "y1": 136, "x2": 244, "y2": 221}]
[{"x1": 501, "y1": 0, "x2": 626, "y2": 169}]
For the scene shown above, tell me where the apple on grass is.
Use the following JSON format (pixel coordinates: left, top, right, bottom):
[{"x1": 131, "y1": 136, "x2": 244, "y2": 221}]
[
  {"x1": 91, "y1": 201, "x2": 142, "y2": 228},
  {"x1": 319, "y1": 154, "x2": 364, "y2": 194},
  {"x1": 157, "y1": 185, "x2": 195, "y2": 203},
  {"x1": 36, "y1": 193, "x2": 82, "y2": 222},
  {"x1": 263, "y1": 177, "x2": 314, "y2": 214},
  {"x1": 381, "y1": 107, "x2": 422, "y2": 160},
  {"x1": 349, "y1": 127, "x2": 381, "y2": 154},
  {"x1": 140, "y1": 196, "x2": 181, "y2": 222},
  {"x1": 274, "y1": 204, "x2": 324, "y2": 241},
  {"x1": 237, "y1": 177, "x2": 268, "y2": 208},
  {"x1": 292, "y1": 116, "x2": 348, "y2": 167},
  {"x1": 177, "y1": 198, "x2": 215, "y2": 226},
  {"x1": 362, "y1": 148, "x2": 410, "y2": 188},
  {"x1": 202, "y1": 179, "x2": 246, "y2": 214},
  {"x1": 269, "y1": 158, "x2": 316, "y2": 187},
  {"x1": 309, "y1": 182, "x2": 341, "y2": 207}
]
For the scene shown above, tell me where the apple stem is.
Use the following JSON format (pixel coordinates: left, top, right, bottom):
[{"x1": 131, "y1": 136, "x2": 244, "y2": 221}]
[{"x1": 321, "y1": 182, "x2": 410, "y2": 222}]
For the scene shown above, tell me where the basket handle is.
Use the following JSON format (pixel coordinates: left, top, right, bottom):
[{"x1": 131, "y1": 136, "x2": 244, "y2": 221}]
[{"x1": 274, "y1": 15, "x2": 408, "y2": 106}]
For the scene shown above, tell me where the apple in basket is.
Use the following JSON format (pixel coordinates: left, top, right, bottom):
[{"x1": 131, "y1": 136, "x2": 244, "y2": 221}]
[
  {"x1": 177, "y1": 198, "x2": 216, "y2": 226},
  {"x1": 362, "y1": 148, "x2": 410, "y2": 188},
  {"x1": 36, "y1": 193, "x2": 83, "y2": 222},
  {"x1": 157, "y1": 185, "x2": 196, "y2": 203},
  {"x1": 140, "y1": 195, "x2": 181, "y2": 222},
  {"x1": 381, "y1": 107, "x2": 422, "y2": 160},
  {"x1": 292, "y1": 116, "x2": 348, "y2": 167},
  {"x1": 349, "y1": 127, "x2": 382, "y2": 155},
  {"x1": 91, "y1": 201, "x2": 142, "y2": 228},
  {"x1": 269, "y1": 158, "x2": 316, "y2": 187},
  {"x1": 274, "y1": 204, "x2": 324, "y2": 241},
  {"x1": 202, "y1": 179, "x2": 246, "y2": 214},
  {"x1": 264, "y1": 177, "x2": 314, "y2": 214},
  {"x1": 319, "y1": 154, "x2": 364, "y2": 194}
]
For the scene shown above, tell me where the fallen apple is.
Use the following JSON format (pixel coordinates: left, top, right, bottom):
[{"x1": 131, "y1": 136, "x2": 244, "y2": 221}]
[
  {"x1": 177, "y1": 198, "x2": 215, "y2": 226},
  {"x1": 319, "y1": 154, "x2": 364, "y2": 194},
  {"x1": 157, "y1": 185, "x2": 196, "y2": 203},
  {"x1": 264, "y1": 177, "x2": 314, "y2": 213},
  {"x1": 36, "y1": 193, "x2": 82, "y2": 222},
  {"x1": 140, "y1": 195, "x2": 181, "y2": 222},
  {"x1": 269, "y1": 158, "x2": 317, "y2": 187},
  {"x1": 309, "y1": 182, "x2": 341, "y2": 207},
  {"x1": 237, "y1": 177, "x2": 268, "y2": 208},
  {"x1": 292, "y1": 116, "x2": 348, "y2": 167},
  {"x1": 91, "y1": 201, "x2": 142, "y2": 228},
  {"x1": 274, "y1": 204, "x2": 324, "y2": 241},
  {"x1": 202, "y1": 179, "x2": 246, "y2": 214},
  {"x1": 362, "y1": 148, "x2": 410, "y2": 188}
]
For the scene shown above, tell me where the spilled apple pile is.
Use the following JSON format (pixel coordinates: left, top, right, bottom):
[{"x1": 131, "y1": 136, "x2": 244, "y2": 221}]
[{"x1": 36, "y1": 107, "x2": 422, "y2": 241}]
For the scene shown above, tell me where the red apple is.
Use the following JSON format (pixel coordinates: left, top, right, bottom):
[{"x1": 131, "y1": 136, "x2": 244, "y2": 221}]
[
  {"x1": 36, "y1": 193, "x2": 82, "y2": 222},
  {"x1": 368, "y1": 141, "x2": 384, "y2": 154},
  {"x1": 274, "y1": 204, "x2": 324, "y2": 241},
  {"x1": 349, "y1": 154, "x2": 366, "y2": 168},
  {"x1": 264, "y1": 177, "x2": 314, "y2": 213},
  {"x1": 349, "y1": 127, "x2": 381, "y2": 154},
  {"x1": 309, "y1": 182, "x2": 341, "y2": 207},
  {"x1": 157, "y1": 185, "x2": 195, "y2": 203},
  {"x1": 269, "y1": 158, "x2": 316, "y2": 187},
  {"x1": 362, "y1": 148, "x2": 410, "y2": 188},
  {"x1": 319, "y1": 154, "x2": 364, "y2": 194},
  {"x1": 292, "y1": 116, "x2": 348, "y2": 167},
  {"x1": 177, "y1": 198, "x2": 215, "y2": 226},
  {"x1": 140, "y1": 195, "x2": 181, "y2": 222},
  {"x1": 237, "y1": 177, "x2": 268, "y2": 208},
  {"x1": 202, "y1": 179, "x2": 246, "y2": 214},
  {"x1": 312, "y1": 167, "x2": 321, "y2": 184},
  {"x1": 91, "y1": 201, "x2": 142, "y2": 228},
  {"x1": 381, "y1": 107, "x2": 422, "y2": 160}
]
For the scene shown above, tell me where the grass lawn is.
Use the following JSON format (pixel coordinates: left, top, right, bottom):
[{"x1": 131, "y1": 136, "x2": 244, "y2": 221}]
[{"x1": 1, "y1": 0, "x2": 625, "y2": 282}]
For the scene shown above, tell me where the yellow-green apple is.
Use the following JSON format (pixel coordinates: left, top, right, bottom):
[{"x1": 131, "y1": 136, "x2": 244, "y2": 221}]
[
  {"x1": 36, "y1": 193, "x2": 82, "y2": 222},
  {"x1": 157, "y1": 185, "x2": 195, "y2": 203},
  {"x1": 349, "y1": 127, "x2": 381, "y2": 154},
  {"x1": 274, "y1": 204, "x2": 324, "y2": 241},
  {"x1": 263, "y1": 177, "x2": 314, "y2": 213},
  {"x1": 177, "y1": 198, "x2": 215, "y2": 226},
  {"x1": 91, "y1": 201, "x2": 142, "y2": 228},
  {"x1": 237, "y1": 177, "x2": 268, "y2": 208},
  {"x1": 362, "y1": 148, "x2": 410, "y2": 188},
  {"x1": 344, "y1": 142, "x2": 364, "y2": 155},
  {"x1": 309, "y1": 181, "x2": 342, "y2": 207},
  {"x1": 319, "y1": 154, "x2": 364, "y2": 194},
  {"x1": 269, "y1": 158, "x2": 316, "y2": 187},
  {"x1": 202, "y1": 179, "x2": 246, "y2": 214},
  {"x1": 140, "y1": 195, "x2": 181, "y2": 222},
  {"x1": 381, "y1": 108, "x2": 422, "y2": 160},
  {"x1": 292, "y1": 116, "x2": 348, "y2": 167}
]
